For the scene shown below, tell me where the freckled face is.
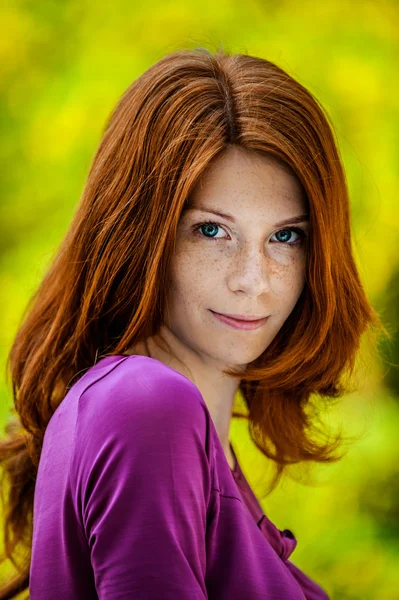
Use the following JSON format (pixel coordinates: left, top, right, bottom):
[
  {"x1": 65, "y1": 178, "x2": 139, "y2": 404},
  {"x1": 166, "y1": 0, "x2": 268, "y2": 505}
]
[{"x1": 162, "y1": 146, "x2": 309, "y2": 367}]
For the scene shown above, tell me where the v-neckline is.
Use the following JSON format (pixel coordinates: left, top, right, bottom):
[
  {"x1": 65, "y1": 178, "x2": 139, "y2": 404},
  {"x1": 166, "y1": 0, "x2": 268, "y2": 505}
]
[{"x1": 229, "y1": 444, "x2": 297, "y2": 561}]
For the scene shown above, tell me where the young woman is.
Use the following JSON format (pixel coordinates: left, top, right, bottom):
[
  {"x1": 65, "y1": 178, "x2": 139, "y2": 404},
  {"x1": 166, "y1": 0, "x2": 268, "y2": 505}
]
[{"x1": 0, "y1": 47, "x2": 385, "y2": 599}]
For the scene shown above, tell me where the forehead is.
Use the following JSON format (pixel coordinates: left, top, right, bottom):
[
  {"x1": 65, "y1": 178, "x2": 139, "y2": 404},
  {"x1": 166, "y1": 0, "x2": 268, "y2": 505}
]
[{"x1": 186, "y1": 146, "x2": 306, "y2": 212}]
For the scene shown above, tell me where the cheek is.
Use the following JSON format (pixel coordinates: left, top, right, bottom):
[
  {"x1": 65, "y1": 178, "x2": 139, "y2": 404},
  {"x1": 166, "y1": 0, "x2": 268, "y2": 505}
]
[
  {"x1": 168, "y1": 246, "x2": 217, "y2": 298},
  {"x1": 269, "y1": 255, "x2": 306, "y2": 299},
  {"x1": 169, "y1": 241, "x2": 306, "y2": 303}
]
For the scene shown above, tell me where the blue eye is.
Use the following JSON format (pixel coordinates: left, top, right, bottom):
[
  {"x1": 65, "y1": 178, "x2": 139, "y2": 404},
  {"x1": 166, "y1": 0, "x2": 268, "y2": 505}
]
[
  {"x1": 272, "y1": 228, "x2": 303, "y2": 245},
  {"x1": 195, "y1": 221, "x2": 226, "y2": 239},
  {"x1": 192, "y1": 221, "x2": 306, "y2": 247}
]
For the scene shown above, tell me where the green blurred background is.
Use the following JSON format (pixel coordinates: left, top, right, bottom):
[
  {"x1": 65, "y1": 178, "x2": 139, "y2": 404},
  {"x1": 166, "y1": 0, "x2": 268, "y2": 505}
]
[{"x1": 1, "y1": 1, "x2": 398, "y2": 598}]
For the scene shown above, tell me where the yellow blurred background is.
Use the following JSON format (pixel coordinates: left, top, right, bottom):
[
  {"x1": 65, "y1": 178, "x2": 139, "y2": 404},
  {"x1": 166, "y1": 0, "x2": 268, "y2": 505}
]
[{"x1": 1, "y1": 1, "x2": 398, "y2": 598}]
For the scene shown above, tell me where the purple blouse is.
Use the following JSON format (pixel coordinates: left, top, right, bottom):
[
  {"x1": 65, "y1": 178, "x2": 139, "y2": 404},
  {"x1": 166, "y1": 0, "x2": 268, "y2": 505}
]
[{"x1": 30, "y1": 354, "x2": 330, "y2": 599}]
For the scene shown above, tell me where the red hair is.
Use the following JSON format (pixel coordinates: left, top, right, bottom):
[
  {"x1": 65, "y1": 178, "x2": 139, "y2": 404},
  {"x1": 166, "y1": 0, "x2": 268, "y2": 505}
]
[{"x1": 0, "y1": 47, "x2": 387, "y2": 598}]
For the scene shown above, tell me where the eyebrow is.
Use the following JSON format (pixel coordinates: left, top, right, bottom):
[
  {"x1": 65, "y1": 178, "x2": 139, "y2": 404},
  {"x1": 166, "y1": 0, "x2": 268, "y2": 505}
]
[{"x1": 183, "y1": 206, "x2": 309, "y2": 227}]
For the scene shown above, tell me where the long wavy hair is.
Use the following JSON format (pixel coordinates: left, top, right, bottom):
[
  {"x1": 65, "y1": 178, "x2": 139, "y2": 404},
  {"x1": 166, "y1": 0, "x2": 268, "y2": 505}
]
[{"x1": 0, "y1": 47, "x2": 387, "y2": 598}]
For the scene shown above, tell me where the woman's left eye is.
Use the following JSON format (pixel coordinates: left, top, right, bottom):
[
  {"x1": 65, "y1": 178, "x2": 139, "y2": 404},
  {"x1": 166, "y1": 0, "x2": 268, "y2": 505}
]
[
  {"x1": 271, "y1": 228, "x2": 305, "y2": 245},
  {"x1": 192, "y1": 221, "x2": 306, "y2": 246}
]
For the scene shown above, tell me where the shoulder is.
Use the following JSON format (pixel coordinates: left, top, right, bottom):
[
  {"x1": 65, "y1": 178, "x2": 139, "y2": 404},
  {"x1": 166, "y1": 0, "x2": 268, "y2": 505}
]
[
  {"x1": 70, "y1": 356, "x2": 214, "y2": 542},
  {"x1": 76, "y1": 354, "x2": 210, "y2": 443}
]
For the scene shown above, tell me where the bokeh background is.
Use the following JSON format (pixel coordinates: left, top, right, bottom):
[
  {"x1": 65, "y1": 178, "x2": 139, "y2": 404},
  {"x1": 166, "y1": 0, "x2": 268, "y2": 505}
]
[{"x1": 1, "y1": 1, "x2": 398, "y2": 598}]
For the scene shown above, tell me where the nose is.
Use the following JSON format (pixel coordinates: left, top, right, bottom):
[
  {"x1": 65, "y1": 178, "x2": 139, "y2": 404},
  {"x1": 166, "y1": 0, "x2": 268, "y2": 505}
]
[{"x1": 227, "y1": 246, "x2": 271, "y2": 296}]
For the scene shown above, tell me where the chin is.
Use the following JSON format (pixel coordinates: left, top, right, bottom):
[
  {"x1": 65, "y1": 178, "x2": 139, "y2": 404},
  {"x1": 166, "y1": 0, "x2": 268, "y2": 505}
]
[{"x1": 211, "y1": 347, "x2": 264, "y2": 367}]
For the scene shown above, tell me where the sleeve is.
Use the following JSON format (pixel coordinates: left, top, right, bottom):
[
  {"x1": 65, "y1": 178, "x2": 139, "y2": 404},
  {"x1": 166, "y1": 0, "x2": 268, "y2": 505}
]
[{"x1": 70, "y1": 367, "x2": 212, "y2": 599}]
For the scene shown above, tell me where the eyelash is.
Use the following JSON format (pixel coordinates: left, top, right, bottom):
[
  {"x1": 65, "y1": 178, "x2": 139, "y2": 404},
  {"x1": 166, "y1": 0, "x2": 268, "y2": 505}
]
[{"x1": 192, "y1": 220, "x2": 307, "y2": 247}]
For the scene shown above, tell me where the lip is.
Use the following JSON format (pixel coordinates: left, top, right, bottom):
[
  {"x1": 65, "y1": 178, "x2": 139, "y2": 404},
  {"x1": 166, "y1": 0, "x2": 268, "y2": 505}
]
[
  {"x1": 217, "y1": 312, "x2": 267, "y2": 321},
  {"x1": 210, "y1": 310, "x2": 269, "y2": 330}
]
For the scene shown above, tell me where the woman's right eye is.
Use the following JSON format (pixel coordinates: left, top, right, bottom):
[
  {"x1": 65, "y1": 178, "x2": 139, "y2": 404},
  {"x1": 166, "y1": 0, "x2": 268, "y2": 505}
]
[{"x1": 192, "y1": 221, "x2": 228, "y2": 240}]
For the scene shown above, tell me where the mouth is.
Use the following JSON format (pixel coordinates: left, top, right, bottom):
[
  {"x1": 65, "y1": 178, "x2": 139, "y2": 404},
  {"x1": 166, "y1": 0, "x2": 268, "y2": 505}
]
[{"x1": 209, "y1": 310, "x2": 269, "y2": 331}]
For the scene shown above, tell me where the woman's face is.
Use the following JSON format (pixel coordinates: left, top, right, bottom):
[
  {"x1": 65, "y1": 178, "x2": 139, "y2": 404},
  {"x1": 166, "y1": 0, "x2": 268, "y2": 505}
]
[{"x1": 163, "y1": 146, "x2": 309, "y2": 369}]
